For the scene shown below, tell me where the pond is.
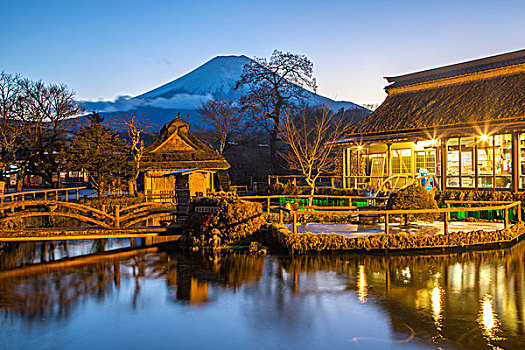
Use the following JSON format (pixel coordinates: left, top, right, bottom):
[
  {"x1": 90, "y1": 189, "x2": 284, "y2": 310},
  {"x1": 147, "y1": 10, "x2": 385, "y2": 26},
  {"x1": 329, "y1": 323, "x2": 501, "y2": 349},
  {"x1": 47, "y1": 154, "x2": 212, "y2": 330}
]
[{"x1": 1, "y1": 238, "x2": 524, "y2": 349}]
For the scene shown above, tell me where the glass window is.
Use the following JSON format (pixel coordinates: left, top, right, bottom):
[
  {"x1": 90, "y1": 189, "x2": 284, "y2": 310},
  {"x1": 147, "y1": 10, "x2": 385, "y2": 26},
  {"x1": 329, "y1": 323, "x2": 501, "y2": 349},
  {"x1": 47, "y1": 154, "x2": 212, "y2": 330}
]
[
  {"x1": 495, "y1": 134, "x2": 512, "y2": 189},
  {"x1": 520, "y1": 134, "x2": 525, "y2": 189},
  {"x1": 461, "y1": 137, "x2": 475, "y2": 188},
  {"x1": 447, "y1": 138, "x2": 459, "y2": 188},
  {"x1": 477, "y1": 136, "x2": 494, "y2": 189},
  {"x1": 415, "y1": 150, "x2": 436, "y2": 174},
  {"x1": 392, "y1": 149, "x2": 412, "y2": 174}
]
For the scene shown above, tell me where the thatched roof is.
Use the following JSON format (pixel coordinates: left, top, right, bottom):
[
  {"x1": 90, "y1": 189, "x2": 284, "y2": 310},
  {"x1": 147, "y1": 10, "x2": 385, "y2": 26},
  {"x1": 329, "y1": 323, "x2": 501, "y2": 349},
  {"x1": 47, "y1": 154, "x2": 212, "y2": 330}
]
[
  {"x1": 142, "y1": 117, "x2": 230, "y2": 171},
  {"x1": 350, "y1": 49, "x2": 525, "y2": 139}
]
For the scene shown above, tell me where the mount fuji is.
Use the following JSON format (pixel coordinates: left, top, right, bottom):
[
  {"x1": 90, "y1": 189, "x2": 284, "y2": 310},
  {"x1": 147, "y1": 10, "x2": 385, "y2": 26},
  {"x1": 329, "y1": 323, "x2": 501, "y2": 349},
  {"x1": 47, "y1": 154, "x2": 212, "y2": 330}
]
[{"x1": 81, "y1": 55, "x2": 369, "y2": 126}]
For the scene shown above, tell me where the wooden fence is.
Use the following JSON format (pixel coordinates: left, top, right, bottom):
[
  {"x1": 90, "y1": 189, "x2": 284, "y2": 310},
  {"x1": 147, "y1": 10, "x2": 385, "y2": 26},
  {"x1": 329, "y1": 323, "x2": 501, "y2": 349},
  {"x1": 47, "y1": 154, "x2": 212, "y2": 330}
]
[{"x1": 241, "y1": 195, "x2": 522, "y2": 235}]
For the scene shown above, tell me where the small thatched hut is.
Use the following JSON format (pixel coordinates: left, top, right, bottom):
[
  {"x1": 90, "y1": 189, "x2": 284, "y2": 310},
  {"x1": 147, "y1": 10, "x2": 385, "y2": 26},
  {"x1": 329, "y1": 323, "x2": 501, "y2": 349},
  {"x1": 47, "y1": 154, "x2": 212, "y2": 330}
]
[
  {"x1": 141, "y1": 117, "x2": 230, "y2": 199},
  {"x1": 336, "y1": 48, "x2": 525, "y2": 192}
]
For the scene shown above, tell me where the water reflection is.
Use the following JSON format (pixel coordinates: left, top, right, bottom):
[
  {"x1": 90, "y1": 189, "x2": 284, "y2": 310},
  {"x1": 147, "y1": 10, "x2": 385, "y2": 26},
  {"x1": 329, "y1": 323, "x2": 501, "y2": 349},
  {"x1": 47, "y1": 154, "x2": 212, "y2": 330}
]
[
  {"x1": 357, "y1": 264, "x2": 367, "y2": 303},
  {"x1": 1, "y1": 239, "x2": 525, "y2": 349},
  {"x1": 478, "y1": 294, "x2": 504, "y2": 348}
]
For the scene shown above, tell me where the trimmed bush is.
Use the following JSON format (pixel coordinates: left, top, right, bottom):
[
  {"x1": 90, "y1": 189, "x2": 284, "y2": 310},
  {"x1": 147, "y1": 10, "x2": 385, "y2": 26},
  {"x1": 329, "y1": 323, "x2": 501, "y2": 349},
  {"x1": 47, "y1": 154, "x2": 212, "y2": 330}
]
[
  {"x1": 387, "y1": 183, "x2": 439, "y2": 223},
  {"x1": 184, "y1": 194, "x2": 266, "y2": 247}
]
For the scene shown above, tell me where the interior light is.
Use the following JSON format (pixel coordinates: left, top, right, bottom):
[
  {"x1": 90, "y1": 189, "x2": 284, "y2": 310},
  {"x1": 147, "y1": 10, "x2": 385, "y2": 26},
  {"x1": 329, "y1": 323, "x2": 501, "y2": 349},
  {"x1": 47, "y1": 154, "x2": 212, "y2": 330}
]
[
  {"x1": 357, "y1": 145, "x2": 363, "y2": 150},
  {"x1": 480, "y1": 134, "x2": 490, "y2": 142}
]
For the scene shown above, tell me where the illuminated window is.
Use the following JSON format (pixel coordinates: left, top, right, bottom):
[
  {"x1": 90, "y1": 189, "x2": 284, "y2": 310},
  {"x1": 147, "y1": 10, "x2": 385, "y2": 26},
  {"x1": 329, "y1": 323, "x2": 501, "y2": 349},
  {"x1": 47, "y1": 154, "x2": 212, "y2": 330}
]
[{"x1": 392, "y1": 149, "x2": 412, "y2": 174}]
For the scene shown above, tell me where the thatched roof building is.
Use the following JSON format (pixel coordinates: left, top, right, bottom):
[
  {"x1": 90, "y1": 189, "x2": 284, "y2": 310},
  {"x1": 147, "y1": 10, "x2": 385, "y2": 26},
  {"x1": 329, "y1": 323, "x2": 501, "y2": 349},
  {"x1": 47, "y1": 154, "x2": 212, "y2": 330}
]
[
  {"x1": 337, "y1": 49, "x2": 525, "y2": 192},
  {"x1": 142, "y1": 118, "x2": 230, "y2": 199},
  {"x1": 350, "y1": 49, "x2": 525, "y2": 139}
]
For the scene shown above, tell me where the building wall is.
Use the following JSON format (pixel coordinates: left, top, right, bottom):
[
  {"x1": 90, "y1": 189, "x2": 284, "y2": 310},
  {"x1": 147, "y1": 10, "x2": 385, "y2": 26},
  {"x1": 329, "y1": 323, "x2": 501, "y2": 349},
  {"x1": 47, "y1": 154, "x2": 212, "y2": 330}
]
[{"x1": 342, "y1": 131, "x2": 525, "y2": 192}]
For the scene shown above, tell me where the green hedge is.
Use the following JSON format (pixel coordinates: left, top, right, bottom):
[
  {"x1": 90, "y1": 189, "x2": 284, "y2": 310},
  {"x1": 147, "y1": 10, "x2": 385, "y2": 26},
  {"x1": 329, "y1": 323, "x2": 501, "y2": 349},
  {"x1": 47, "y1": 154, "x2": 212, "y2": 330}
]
[
  {"x1": 268, "y1": 183, "x2": 362, "y2": 196},
  {"x1": 261, "y1": 222, "x2": 524, "y2": 254}
]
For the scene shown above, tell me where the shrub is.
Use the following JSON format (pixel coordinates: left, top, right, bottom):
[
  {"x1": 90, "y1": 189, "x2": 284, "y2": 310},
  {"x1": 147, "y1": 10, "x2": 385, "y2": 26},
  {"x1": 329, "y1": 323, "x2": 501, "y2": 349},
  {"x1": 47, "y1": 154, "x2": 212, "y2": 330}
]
[
  {"x1": 76, "y1": 195, "x2": 146, "y2": 213},
  {"x1": 387, "y1": 183, "x2": 439, "y2": 223},
  {"x1": 184, "y1": 194, "x2": 266, "y2": 246}
]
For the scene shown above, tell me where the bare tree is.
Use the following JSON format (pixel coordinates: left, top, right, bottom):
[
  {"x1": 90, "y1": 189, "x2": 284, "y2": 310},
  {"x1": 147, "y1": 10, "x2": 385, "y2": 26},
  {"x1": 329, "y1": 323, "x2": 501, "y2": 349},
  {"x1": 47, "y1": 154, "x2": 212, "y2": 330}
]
[
  {"x1": 0, "y1": 72, "x2": 26, "y2": 187},
  {"x1": 17, "y1": 79, "x2": 81, "y2": 190},
  {"x1": 236, "y1": 50, "x2": 317, "y2": 173},
  {"x1": 280, "y1": 107, "x2": 351, "y2": 205},
  {"x1": 113, "y1": 114, "x2": 154, "y2": 196},
  {"x1": 196, "y1": 100, "x2": 244, "y2": 154}
]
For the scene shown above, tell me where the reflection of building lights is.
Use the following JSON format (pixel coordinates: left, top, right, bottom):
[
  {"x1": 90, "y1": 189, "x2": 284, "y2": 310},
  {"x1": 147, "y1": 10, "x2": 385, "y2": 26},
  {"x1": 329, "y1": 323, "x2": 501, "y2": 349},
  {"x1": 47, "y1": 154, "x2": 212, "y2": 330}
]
[
  {"x1": 357, "y1": 265, "x2": 367, "y2": 304},
  {"x1": 480, "y1": 134, "x2": 490, "y2": 142},
  {"x1": 477, "y1": 295, "x2": 503, "y2": 344},
  {"x1": 357, "y1": 145, "x2": 363, "y2": 150},
  {"x1": 482, "y1": 296, "x2": 496, "y2": 331},
  {"x1": 431, "y1": 286, "x2": 442, "y2": 326}
]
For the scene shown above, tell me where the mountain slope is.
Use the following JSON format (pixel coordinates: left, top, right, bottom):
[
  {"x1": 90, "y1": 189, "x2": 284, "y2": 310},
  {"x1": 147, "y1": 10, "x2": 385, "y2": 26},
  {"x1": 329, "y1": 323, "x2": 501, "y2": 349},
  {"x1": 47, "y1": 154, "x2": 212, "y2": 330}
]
[{"x1": 81, "y1": 55, "x2": 369, "y2": 125}]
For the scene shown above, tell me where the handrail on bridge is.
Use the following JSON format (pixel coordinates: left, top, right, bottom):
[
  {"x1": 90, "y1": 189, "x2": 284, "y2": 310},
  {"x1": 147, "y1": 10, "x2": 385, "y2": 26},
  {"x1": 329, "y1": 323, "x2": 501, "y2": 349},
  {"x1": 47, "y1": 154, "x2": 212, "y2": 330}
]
[{"x1": 0, "y1": 187, "x2": 87, "y2": 202}]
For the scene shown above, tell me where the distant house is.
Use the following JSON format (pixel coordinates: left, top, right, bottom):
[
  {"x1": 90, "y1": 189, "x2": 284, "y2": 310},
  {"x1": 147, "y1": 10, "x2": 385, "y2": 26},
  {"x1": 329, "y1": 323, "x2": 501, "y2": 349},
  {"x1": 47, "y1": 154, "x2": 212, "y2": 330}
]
[
  {"x1": 141, "y1": 117, "x2": 230, "y2": 200},
  {"x1": 336, "y1": 49, "x2": 525, "y2": 192}
]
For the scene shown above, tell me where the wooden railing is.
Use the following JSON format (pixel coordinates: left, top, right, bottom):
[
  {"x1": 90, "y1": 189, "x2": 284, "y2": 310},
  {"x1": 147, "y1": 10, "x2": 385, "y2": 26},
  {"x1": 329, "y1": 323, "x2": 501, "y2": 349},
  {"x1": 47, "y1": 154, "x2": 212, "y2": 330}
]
[
  {"x1": 284, "y1": 201, "x2": 521, "y2": 234},
  {"x1": 0, "y1": 187, "x2": 86, "y2": 203},
  {"x1": 0, "y1": 200, "x2": 177, "y2": 230}
]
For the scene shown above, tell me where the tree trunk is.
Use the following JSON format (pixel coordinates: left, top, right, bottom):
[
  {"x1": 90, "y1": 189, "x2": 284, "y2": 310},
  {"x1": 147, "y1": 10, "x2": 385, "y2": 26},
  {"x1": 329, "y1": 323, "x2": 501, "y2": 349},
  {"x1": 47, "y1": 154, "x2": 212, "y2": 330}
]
[
  {"x1": 128, "y1": 179, "x2": 136, "y2": 196},
  {"x1": 16, "y1": 167, "x2": 25, "y2": 192},
  {"x1": 309, "y1": 185, "x2": 315, "y2": 207}
]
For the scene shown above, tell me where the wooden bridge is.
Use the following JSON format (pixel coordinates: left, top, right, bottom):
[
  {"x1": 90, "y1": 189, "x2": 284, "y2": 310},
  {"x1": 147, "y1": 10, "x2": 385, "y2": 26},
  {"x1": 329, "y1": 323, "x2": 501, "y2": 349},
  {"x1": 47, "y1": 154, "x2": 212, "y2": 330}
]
[{"x1": 0, "y1": 187, "x2": 183, "y2": 241}]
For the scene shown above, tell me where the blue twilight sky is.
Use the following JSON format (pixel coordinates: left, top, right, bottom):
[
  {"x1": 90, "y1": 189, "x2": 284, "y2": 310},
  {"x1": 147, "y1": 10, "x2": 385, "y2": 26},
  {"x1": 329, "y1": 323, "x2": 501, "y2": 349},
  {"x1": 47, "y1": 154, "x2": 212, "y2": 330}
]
[{"x1": 1, "y1": 0, "x2": 524, "y2": 105}]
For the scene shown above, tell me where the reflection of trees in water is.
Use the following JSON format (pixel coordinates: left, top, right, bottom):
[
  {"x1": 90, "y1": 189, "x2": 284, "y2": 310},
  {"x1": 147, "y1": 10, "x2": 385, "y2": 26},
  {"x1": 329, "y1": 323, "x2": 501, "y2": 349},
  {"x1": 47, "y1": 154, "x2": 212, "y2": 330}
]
[
  {"x1": 1, "y1": 240, "x2": 524, "y2": 349},
  {"x1": 294, "y1": 244, "x2": 524, "y2": 349},
  {"x1": 0, "y1": 245, "x2": 266, "y2": 321},
  {"x1": 0, "y1": 241, "x2": 73, "y2": 271},
  {"x1": 164, "y1": 252, "x2": 265, "y2": 303}
]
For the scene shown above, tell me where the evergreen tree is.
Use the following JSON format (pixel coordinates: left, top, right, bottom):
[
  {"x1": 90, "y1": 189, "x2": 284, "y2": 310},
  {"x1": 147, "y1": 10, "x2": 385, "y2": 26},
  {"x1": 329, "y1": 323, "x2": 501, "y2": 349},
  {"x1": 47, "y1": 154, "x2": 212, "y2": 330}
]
[{"x1": 61, "y1": 113, "x2": 127, "y2": 197}]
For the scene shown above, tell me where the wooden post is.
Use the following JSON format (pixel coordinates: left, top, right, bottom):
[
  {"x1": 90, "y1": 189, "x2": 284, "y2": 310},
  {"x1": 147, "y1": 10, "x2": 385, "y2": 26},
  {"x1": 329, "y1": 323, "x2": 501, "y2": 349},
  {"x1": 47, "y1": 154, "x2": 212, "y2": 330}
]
[
  {"x1": 76, "y1": 188, "x2": 79, "y2": 201},
  {"x1": 446, "y1": 202, "x2": 451, "y2": 221},
  {"x1": 101, "y1": 205, "x2": 106, "y2": 214},
  {"x1": 267, "y1": 198, "x2": 270, "y2": 214},
  {"x1": 504, "y1": 208, "x2": 509, "y2": 229},
  {"x1": 65, "y1": 191, "x2": 68, "y2": 202},
  {"x1": 443, "y1": 212, "x2": 448, "y2": 234},
  {"x1": 115, "y1": 205, "x2": 120, "y2": 229},
  {"x1": 44, "y1": 192, "x2": 47, "y2": 201},
  {"x1": 293, "y1": 212, "x2": 297, "y2": 234},
  {"x1": 385, "y1": 213, "x2": 389, "y2": 234},
  {"x1": 279, "y1": 208, "x2": 283, "y2": 224},
  {"x1": 518, "y1": 202, "x2": 522, "y2": 222}
]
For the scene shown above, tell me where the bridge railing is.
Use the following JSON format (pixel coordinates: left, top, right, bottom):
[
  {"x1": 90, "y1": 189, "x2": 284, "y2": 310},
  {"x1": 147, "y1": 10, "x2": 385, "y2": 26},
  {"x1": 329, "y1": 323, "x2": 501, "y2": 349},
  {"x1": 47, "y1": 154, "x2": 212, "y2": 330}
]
[{"x1": 0, "y1": 187, "x2": 87, "y2": 203}]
